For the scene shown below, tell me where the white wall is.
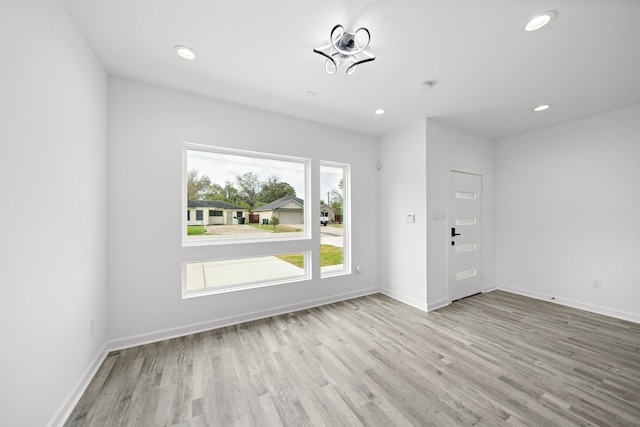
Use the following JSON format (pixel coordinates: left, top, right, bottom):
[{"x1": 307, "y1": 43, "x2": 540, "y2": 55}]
[
  {"x1": 0, "y1": 1, "x2": 108, "y2": 426},
  {"x1": 496, "y1": 105, "x2": 640, "y2": 322},
  {"x1": 378, "y1": 120, "x2": 428, "y2": 309},
  {"x1": 425, "y1": 119, "x2": 496, "y2": 309},
  {"x1": 378, "y1": 119, "x2": 495, "y2": 312},
  {"x1": 107, "y1": 77, "x2": 379, "y2": 345}
]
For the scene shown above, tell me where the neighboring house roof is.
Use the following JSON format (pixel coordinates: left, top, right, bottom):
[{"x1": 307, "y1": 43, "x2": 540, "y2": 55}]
[
  {"x1": 253, "y1": 195, "x2": 304, "y2": 212},
  {"x1": 188, "y1": 199, "x2": 245, "y2": 209}
]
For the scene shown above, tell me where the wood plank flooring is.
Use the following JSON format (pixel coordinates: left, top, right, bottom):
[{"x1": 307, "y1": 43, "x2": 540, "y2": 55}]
[{"x1": 65, "y1": 291, "x2": 640, "y2": 426}]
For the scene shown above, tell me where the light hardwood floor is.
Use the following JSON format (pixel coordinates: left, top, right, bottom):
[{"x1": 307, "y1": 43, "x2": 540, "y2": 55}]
[{"x1": 65, "y1": 291, "x2": 640, "y2": 426}]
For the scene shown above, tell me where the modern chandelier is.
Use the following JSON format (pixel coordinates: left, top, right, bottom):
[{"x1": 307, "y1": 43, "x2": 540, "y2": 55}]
[{"x1": 313, "y1": 24, "x2": 376, "y2": 76}]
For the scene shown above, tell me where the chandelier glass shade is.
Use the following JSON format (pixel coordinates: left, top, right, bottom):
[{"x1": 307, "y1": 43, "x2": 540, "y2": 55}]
[{"x1": 313, "y1": 25, "x2": 375, "y2": 76}]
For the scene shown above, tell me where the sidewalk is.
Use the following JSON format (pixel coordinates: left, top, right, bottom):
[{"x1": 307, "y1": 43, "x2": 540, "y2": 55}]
[{"x1": 186, "y1": 256, "x2": 305, "y2": 291}]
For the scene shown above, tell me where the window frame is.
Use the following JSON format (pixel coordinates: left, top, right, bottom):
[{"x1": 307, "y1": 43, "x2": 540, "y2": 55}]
[
  {"x1": 182, "y1": 142, "x2": 311, "y2": 247},
  {"x1": 182, "y1": 251, "x2": 312, "y2": 298},
  {"x1": 320, "y1": 161, "x2": 351, "y2": 278}
]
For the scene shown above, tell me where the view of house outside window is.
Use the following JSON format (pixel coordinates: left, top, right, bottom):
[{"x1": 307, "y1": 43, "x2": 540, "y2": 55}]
[
  {"x1": 183, "y1": 144, "x2": 309, "y2": 245},
  {"x1": 182, "y1": 144, "x2": 350, "y2": 296}
]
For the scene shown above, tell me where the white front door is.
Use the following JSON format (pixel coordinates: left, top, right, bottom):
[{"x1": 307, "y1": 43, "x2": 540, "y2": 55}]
[{"x1": 448, "y1": 171, "x2": 483, "y2": 301}]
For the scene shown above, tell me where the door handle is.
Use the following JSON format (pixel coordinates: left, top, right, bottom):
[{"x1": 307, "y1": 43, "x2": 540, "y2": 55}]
[{"x1": 451, "y1": 227, "x2": 461, "y2": 237}]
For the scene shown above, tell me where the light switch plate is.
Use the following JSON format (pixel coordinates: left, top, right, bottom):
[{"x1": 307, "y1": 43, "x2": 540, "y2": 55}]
[{"x1": 406, "y1": 214, "x2": 415, "y2": 223}]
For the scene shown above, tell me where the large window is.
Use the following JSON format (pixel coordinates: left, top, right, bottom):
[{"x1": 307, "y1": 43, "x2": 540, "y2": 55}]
[
  {"x1": 183, "y1": 143, "x2": 310, "y2": 245},
  {"x1": 182, "y1": 143, "x2": 312, "y2": 297},
  {"x1": 320, "y1": 161, "x2": 350, "y2": 277},
  {"x1": 181, "y1": 144, "x2": 351, "y2": 297}
]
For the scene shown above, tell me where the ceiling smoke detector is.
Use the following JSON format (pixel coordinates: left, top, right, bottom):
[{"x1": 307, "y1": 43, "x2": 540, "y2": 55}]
[{"x1": 418, "y1": 81, "x2": 433, "y2": 91}]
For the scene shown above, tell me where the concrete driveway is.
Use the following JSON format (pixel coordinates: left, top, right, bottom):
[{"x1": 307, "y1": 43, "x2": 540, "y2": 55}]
[
  {"x1": 289, "y1": 223, "x2": 344, "y2": 247},
  {"x1": 186, "y1": 256, "x2": 305, "y2": 291},
  {"x1": 321, "y1": 225, "x2": 343, "y2": 247}
]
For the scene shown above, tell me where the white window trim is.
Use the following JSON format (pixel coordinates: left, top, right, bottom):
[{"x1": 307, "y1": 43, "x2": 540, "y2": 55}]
[
  {"x1": 182, "y1": 142, "x2": 311, "y2": 247},
  {"x1": 320, "y1": 161, "x2": 351, "y2": 278}
]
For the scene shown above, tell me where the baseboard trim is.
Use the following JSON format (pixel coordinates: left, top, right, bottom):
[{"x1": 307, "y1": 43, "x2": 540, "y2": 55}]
[
  {"x1": 427, "y1": 298, "x2": 449, "y2": 311},
  {"x1": 483, "y1": 284, "x2": 497, "y2": 293},
  {"x1": 498, "y1": 284, "x2": 640, "y2": 324},
  {"x1": 48, "y1": 342, "x2": 108, "y2": 427},
  {"x1": 378, "y1": 288, "x2": 430, "y2": 312},
  {"x1": 50, "y1": 288, "x2": 381, "y2": 426},
  {"x1": 107, "y1": 287, "x2": 380, "y2": 352}
]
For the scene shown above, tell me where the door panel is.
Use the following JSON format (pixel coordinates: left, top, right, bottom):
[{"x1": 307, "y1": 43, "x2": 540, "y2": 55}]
[{"x1": 449, "y1": 171, "x2": 483, "y2": 301}]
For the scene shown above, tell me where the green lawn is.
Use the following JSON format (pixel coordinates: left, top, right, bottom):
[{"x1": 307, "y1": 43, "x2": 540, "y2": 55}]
[
  {"x1": 277, "y1": 245, "x2": 343, "y2": 268},
  {"x1": 248, "y1": 223, "x2": 302, "y2": 233},
  {"x1": 187, "y1": 225, "x2": 206, "y2": 235},
  {"x1": 319, "y1": 244, "x2": 343, "y2": 266},
  {"x1": 274, "y1": 224, "x2": 302, "y2": 233},
  {"x1": 276, "y1": 253, "x2": 305, "y2": 268}
]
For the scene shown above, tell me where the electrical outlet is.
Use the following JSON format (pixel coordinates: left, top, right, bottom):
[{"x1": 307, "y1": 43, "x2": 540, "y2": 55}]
[{"x1": 592, "y1": 280, "x2": 601, "y2": 289}]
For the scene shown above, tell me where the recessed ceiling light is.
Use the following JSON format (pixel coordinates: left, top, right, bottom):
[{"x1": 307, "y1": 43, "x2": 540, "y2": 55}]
[
  {"x1": 374, "y1": 108, "x2": 386, "y2": 115},
  {"x1": 174, "y1": 45, "x2": 196, "y2": 60},
  {"x1": 534, "y1": 104, "x2": 550, "y2": 112},
  {"x1": 524, "y1": 11, "x2": 557, "y2": 32}
]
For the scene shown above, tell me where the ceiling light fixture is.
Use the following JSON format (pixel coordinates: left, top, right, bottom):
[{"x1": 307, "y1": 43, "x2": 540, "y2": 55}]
[
  {"x1": 374, "y1": 108, "x2": 386, "y2": 115},
  {"x1": 174, "y1": 45, "x2": 196, "y2": 60},
  {"x1": 534, "y1": 104, "x2": 550, "y2": 112},
  {"x1": 314, "y1": 25, "x2": 375, "y2": 76},
  {"x1": 524, "y1": 11, "x2": 557, "y2": 32}
]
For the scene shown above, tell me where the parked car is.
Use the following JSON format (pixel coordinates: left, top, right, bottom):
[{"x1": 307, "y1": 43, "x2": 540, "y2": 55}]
[{"x1": 320, "y1": 212, "x2": 329, "y2": 226}]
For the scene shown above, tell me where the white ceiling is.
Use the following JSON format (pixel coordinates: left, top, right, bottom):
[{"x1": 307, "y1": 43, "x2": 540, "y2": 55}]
[{"x1": 63, "y1": 0, "x2": 640, "y2": 139}]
